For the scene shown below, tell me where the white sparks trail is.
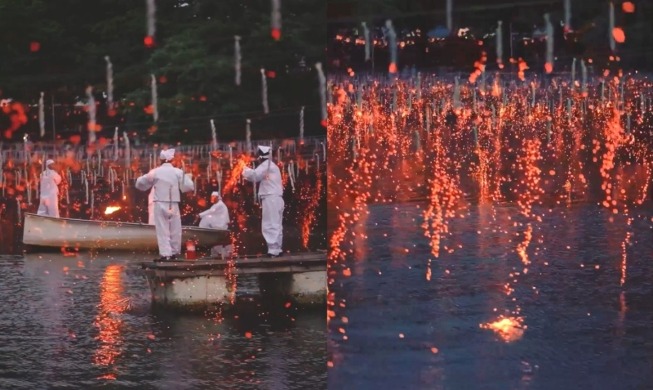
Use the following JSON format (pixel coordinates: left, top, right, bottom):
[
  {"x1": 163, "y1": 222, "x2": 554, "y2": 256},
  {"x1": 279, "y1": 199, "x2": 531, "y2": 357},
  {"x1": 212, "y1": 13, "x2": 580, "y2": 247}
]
[
  {"x1": 385, "y1": 20, "x2": 397, "y2": 73},
  {"x1": 210, "y1": 119, "x2": 217, "y2": 149},
  {"x1": 270, "y1": 0, "x2": 281, "y2": 40},
  {"x1": 105, "y1": 56, "x2": 114, "y2": 113},
  {"x1": 246, "y1": 119, "x2": 252, "y2": 153},
  {"x1": 86, "y1": 86, "x2": 96, "y2": 144},
  {"x1": 123, "y1": 131, "x2": 131, "y2": 169},
  {"x1": 299, "y1": 106, "x2": 305, "y2": 144},
  {"x1": 38, "y1": 92, "x2": 45, "y2": 138},
  {"x1": 496, "y1": 21, "x2": 503, "y2": 68},
  {"x1": 113, "y1": 127, "x2": 119, "y2": 160},
  {"x1": 316, "y1": 62, "x2": 326, "y2": 124},
  {"x1": 564, "y1": 0, "x2": 572, "y2": 32},
  {"x1": 234, "y1": 35, "x2": 241, "y2": 86},
  {"x1": 150, "y1": 74, "x2": 158, "y2": 122},
  {"x1": 361, "y1": 22, "x2": 370, "y2": 61},
  {"x1": 261, "y1": 68, "x2": 269, "y2": 114},
  {"x1": 544, "y1": 13, "x2": 554, "y2": 73},
  {"x1": 146, "y1": 0, "x2": 156, "y2": 38}
]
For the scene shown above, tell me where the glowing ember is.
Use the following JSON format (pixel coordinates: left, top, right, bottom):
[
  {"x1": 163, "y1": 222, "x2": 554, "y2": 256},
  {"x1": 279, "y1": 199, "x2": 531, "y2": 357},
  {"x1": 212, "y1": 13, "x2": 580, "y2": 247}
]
[{"x1": 104, "y1": 206, "x2": 121, "y2": 215}]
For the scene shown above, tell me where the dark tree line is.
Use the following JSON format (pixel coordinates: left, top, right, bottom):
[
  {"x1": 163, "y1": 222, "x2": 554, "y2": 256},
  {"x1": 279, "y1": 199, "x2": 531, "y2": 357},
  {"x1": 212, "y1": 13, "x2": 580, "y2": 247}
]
[
  {"x1": 327, "y1": 0, "x2": 653, "y2": 74},
  {"x1": 0, "y1": 0, "x2": 326, "y2": 144}
]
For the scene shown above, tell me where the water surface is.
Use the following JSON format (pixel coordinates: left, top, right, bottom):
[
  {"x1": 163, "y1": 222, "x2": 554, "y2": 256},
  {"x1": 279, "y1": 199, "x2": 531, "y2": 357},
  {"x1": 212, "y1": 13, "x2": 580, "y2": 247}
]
[
  {"x1": 0, "y1": 252, "x2": 326, "y2": 389},
  {"x1": 328, "y1": 203, "x2": 653, "y2": 389}
]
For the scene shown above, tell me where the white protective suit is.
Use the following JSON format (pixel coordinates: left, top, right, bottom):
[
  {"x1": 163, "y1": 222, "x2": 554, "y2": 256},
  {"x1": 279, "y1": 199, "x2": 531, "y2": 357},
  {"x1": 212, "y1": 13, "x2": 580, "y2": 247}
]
[
  {"x1": 199, "y1": 191, "x2": 231, "y2": 258},
  {"x1": 242, "y1": 146, "x2": 284, "y2": 256},
  {"x1": 135, "y1": 149, "x2": 194, "y2": 258},
  {"x1": 199, "y1": 193, "x2": 230, "y2": 229},
  {"x1": 37, "y1": 160, "x2": 62, "y2": 218}
]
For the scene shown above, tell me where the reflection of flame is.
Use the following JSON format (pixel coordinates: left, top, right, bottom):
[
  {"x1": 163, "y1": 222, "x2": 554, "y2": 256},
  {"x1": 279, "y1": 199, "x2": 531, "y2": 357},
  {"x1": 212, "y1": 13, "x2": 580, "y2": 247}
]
[
  {"x1": 93, "y1": 265, "x2": 125, "y2": 377},
  {"x1": 104, "y1": 206, "x2": 121, "y2": 215},
  {"x1": 480, "y1": 316, "x2": 525, "y2": 343}
]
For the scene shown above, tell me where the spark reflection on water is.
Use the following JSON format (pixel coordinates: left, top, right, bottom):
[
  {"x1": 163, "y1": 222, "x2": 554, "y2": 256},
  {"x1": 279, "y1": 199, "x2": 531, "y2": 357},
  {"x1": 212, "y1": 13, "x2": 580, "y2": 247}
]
[
  {"x1": 328, "y1": 202, "x2": 653, "y2": 389},
  {"x1": 0, "y1": 252, "x2": 326, "y2": 388}
]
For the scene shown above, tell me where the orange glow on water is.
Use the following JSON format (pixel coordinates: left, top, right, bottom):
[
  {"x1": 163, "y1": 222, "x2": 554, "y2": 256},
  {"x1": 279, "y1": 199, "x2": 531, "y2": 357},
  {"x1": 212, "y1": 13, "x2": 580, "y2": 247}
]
[
  {"x1": 481, "y1": 316, "x2": 525, "y2": 343},
  {"x1": 93, "y1": 265, "x2": 126, "y2": 374}
]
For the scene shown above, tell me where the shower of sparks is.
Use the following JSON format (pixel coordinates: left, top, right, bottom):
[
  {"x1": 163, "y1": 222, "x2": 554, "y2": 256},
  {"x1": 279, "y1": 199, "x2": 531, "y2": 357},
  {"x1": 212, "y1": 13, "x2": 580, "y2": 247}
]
[
  {"x1": 328, "y1": 60, "x2": 653, "y2": 352},
  {"x1": 300, "y1": 165, "x2": 323, "y2": 249}
]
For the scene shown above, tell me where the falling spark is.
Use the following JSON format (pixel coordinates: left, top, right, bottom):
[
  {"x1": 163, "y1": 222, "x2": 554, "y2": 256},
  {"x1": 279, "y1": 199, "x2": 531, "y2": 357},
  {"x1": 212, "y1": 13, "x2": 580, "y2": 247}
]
[
  {"x1": 620, "y1": 227, "x2": 632, "y2": 286},
  {"x1": 622, "y1": 2, "x2": 635, "y2": 13},
  {"x1": 105, "y1": 56, "x2": 114, "y2": 114},
  {"x1": 234, "y1": 36, "x2": 241, "y2": 86},
  {"x1": 38, "y1": 92, "x2": 45, "y2": 137},
  {"x1": 150, "y1": 74, "x2": 158, "y2": 122},
  {"x1": 270, "y1": 0, "x2": 281, "y2": 40},
  {"x1": 261, "y1": 68, "x2": 269, "y2": 114},
  {"x1": 613, "y1": 27, "x2": 625, "y2": 44}
]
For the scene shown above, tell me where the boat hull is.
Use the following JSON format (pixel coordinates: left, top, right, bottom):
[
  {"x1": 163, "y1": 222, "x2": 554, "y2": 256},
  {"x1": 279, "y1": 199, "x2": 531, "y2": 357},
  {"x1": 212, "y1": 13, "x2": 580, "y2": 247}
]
[{"x1": 22, "y1": 213, "x2": 230, "y2": 251}]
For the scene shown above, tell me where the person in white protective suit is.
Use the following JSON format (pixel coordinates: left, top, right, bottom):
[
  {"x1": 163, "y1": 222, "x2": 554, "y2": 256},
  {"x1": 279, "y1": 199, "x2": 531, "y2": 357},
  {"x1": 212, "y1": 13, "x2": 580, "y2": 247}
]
[
  {"x1": 242, "y1": 145, "x2": 284, "y2": 257},
  {"x1": 198, "y1": 191, "x2": 231, "y2": 257},
  {"x1": 199, "y1": 191, "x2": 229, "y2": 229},
  {"x1": 135, "y1": 149, "x2": 194, "y2": 261},
  {"x1": 37, "y1": 159, "x2": 62, "y2": 218}
]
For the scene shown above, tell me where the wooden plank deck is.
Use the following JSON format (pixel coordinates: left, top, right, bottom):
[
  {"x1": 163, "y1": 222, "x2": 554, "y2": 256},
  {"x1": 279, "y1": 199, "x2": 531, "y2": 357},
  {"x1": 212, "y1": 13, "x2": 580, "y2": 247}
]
[{"x1": 141, "y1": 250, "x2": 326, "y2": 277}]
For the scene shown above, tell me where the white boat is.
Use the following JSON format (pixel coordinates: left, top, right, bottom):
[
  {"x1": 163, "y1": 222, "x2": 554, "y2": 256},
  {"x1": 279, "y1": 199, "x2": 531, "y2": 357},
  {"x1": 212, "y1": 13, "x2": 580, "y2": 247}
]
[{"x1": 22, "y1": 213, "x2": 230, "y2": 252}]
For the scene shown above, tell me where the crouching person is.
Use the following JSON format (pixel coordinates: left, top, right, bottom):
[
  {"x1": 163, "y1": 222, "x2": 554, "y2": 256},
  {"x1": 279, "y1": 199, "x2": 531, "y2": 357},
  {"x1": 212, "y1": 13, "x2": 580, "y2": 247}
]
[{"x1": 199, "y1": 191, "x2": 232, "y2": 258}]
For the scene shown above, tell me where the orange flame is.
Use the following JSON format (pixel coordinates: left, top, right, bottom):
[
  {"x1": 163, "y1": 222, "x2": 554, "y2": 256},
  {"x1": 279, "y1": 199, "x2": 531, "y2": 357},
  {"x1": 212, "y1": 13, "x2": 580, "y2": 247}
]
[{"x1": 104, "y1": 206, "x2": 121, "y2": 215}]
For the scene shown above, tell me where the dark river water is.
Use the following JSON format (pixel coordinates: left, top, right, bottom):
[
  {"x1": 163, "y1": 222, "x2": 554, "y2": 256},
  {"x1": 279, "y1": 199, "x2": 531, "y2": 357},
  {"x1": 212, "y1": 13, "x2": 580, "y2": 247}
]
[
  {"x1": 328, "y1": 202, "x2": 653, "y2": 390},
  {"x1": 0, "y1": 252, "x2": 326, "y2": 389}
]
